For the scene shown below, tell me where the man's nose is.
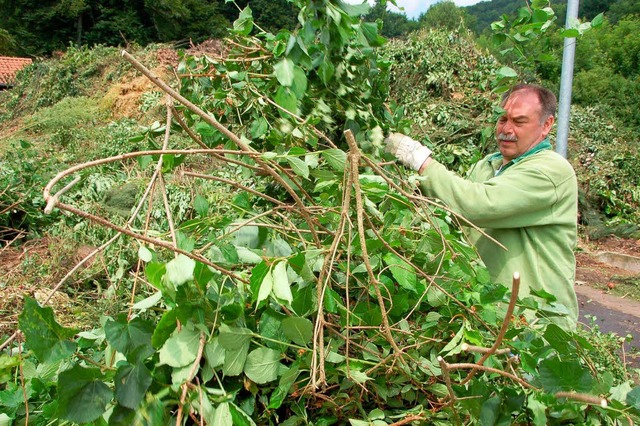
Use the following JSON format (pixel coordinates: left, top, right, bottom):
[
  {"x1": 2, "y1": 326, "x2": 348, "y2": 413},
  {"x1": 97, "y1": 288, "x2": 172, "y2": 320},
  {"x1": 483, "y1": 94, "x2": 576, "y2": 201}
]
[{"x1": 501, "y1": 120, "x2": 514, "y2": 133}]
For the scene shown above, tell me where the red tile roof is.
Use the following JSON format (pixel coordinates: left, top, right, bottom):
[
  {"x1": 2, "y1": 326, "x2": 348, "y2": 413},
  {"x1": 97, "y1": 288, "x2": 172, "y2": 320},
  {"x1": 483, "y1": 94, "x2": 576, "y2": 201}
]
[{"x1": 0, "y1": 56, "x2": 33, "y2": 86}]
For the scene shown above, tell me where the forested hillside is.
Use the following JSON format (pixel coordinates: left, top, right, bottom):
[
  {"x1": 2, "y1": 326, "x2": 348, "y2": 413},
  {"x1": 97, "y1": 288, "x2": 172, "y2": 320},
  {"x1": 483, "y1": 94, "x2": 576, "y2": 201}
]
[{"x1": 464, "y1": 0, "x2": 638, "y2": 34}]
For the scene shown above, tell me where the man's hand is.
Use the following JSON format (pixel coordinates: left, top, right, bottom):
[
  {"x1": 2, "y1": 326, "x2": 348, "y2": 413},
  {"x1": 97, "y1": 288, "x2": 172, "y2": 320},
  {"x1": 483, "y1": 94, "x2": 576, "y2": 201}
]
[{"x1": 384, "y1": 133, "x2": 432, "y2": 171}]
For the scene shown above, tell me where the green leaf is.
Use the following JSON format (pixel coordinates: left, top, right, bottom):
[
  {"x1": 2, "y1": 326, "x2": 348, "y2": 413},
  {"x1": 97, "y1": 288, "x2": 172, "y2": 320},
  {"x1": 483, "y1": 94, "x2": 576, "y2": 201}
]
[
  {"x1": 250, "y1": 117, "x2": 269, "y2": 139},
  {"x1": 272, "y1": 261, "x2": 293, "y2": 303},
  {"x1": 274, "y1": 86, "x2": 298, "y2": 116},
  {"x1": 18, "y1": 297, "x2": 77, "y2": 363},
  {"x1": 290, "y1": 67, "x2": 308, "y2": 99},
  {"x1": 268, "y1": 363, "x2": 300, "y2": 409},
  {"x1": 527, "y1": 394, "x2": 547, "y2": 426},
  {"x1": 440, "y1": 325, "x2": 464, "y2": 357},
  {"x1": 282, "y1": 316, "x2": 313, "y2": 346},
  {"x1": 204, "y1": 337, "x2": 226, "y2": 369},
  {"x1": 360, "y1": 22, "x2": 385, "y2": 47},
  {"x1": 341, "y1": 1, "x2": 370, "y2": 16},
  {"x1": 537, "y1": 359, "x2": 594, "y2": 393},
  {"x1": 159, "y1": 327, "x2": 202, "y2": 368},
  {"x1": 109, "y1": 405, "x2": 137, "y2": 425},
  {"x1": 590, "y1": 12, "x2": 604, "y2": 28},
  {"x1": 237, "y1": 247, "x2": 263, "y2": 264},
  {"x1": 233, "y1": 6, "x2": 253, "y2": 36},
  {"x1": 57, "y1": 365, "x2": 113, "y2": 423},
  {"x1": 273, "y1": 58, "x2": 295, "y2": 86},
  {"x1": 560, "y1": 28, "x2": 580, "y2": 38},
  {"x1": 626, "y1": 386, "x2": 640, "y2": 410},
  {"x1": 137, "y1": 155, "x2": 153, "y2": 169},
  {"x1": 229, "y1": 402, "x2": 257, "y2": 426},
  {"x1": 223, "y1": 343, "x2": 250, "y2": 376},
  {"x1": 318, "y1": 60, "x2": 335, "y2": 85},
  {"x1": 287, "y1": 156, "x2": 309, "y2": 179},
  {"x1": 249, "y1": 261, "x2": 270, "y2": 303},
  {"x1": 480, "y1": 396, "x2": 501, "y2": 426},
  {"x1": 194, "y1": 261, "x2": 214, "y2": 289},
  {"x1": 322, "y1": 149, "x2": 347, "y2": 171},
  {"x1": 194, "y1": 195, "x2": 209, "y2": 217},
  {"x1": 138, "y1": 246, "x2": 153, "y2": 262},
  {"x1": 166, "y1": 254, "x2": 196, "y2": 286},
  {"x1": 218, "y1": 324, "x2": 253, "y2": 350},
  {"x1": 151, "y1": 308, "x2": 179, "y2": 348},
  {"x1": 323, "y1": 287, "x2": 341, "y2": 314},
  {"x1": 343, "y1": 368, "x2": 371, "y2": 384},
  {"x1": 209, "y1": 243, "x2": 239, "y2": 265},
  {"x1": 292, "y1": 284, "x2": 316, "y2": 317},
  {"x1": 383, "y1": 253, "x2": 417, "y2": 292},
  {"x1": 145, "y1": 262, "x2": 166, "y2": 290},
  {"x1": 258, "y1": 267, "x2": 274, "y2": 303},
  {"x1": 212, "y1": 402, "x2": 233, "y2": 426},
  {"x1": 104, "y1": 315, "x2": 155, "y2": 363},
  {"x1": 542, "y1": 323, "x2": 573, "y2": 356},
  {"x1": 496, "y1": 66, "x2": 518, "y2": 79},
  {"x1": 244, "y1": 348, "x2": 281, "y2": 384},
  {"x1": 115, "y1": 362, "x2": 153, "y2": 409}
]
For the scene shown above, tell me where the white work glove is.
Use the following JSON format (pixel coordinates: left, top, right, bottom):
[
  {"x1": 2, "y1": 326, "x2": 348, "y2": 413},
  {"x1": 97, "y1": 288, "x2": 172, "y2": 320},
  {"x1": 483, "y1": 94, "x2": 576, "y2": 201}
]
[{"x1": 384, "y1": 133, "x2": 432, "y2": 171}]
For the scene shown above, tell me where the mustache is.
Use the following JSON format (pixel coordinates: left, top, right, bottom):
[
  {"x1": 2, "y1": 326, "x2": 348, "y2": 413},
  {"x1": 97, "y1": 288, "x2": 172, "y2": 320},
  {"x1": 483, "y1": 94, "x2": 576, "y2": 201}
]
[{"x1": 497, "y1": 133, "x2": 518, "y2": 142}]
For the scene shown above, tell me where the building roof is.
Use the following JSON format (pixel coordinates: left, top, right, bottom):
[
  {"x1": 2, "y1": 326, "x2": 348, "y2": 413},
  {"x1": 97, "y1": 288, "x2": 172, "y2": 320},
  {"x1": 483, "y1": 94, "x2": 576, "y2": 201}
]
[{"x1": 0, "y1": 56, "x2": 33, "y2": 87}]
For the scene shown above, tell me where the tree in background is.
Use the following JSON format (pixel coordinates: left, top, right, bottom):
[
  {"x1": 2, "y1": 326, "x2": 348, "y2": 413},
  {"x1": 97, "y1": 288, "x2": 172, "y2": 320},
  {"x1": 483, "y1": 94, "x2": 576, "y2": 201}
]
[
  {"x1": 143, "y1": 0, "x2": 230, "y2": 43},
  {"x1": 0, "y1": 28, "x2": 17, "y2": 55},
  {"x1": 82, "y1": 0, "x2": 155, "y2": 47},
  {"x1": 365, "y1": 0, "x2": 419, "y2": 38},
  {"x1": 606, "y1": 0, "x2": 640, "y2": 23},
  {"x1": 418, "y1": 1, "x2": 476, "y2": 32},
  {"x1": 0, "y1": 0, "x2": 87, "y2": 56},
  {"x1": 0, "y1": 0, "x2": 298, "y2": 56},
  {"x1": 572, "y1": 15, "x2": 640, "y2": 129}
]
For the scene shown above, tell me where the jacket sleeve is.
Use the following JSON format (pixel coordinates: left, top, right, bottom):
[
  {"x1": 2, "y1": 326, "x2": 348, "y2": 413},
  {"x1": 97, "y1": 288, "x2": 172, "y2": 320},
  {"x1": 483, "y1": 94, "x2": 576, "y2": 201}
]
[{"x1": 418, "y1": 157, "x2": 573, "y2": 229}]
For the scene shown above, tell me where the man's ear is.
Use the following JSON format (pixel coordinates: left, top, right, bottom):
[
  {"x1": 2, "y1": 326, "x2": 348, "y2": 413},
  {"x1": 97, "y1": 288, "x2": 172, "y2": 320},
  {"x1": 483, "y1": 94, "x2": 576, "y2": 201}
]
[{"x1": 542, "y1": 115, "x2": 555, "y2": 137}]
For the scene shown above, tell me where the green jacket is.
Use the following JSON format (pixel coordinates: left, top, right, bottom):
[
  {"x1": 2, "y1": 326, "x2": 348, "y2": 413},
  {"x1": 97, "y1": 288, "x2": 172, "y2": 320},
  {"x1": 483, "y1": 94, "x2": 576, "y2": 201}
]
[{"x1": 419, "y1": 140, "x2": 578, "y2": 326}]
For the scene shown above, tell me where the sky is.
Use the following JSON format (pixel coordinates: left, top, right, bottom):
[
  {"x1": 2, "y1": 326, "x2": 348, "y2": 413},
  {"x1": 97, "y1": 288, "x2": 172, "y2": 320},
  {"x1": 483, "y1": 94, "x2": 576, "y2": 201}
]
[{"x1": 345, "y1": 0, "x2": 484, "y2": 20}]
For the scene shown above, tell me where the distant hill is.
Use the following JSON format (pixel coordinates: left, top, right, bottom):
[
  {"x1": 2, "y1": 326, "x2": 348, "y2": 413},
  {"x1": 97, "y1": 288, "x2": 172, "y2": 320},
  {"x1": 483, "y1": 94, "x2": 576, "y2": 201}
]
[{"x1": 464, "y1": 0, "x2": 623, "y2": 34}]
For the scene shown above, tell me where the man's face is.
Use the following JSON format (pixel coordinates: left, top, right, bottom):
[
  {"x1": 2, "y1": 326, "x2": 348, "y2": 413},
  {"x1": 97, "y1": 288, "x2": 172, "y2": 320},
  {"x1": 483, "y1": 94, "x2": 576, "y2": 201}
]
[{"x1": 495, "y1": 90, "x2": 554, "y2": 164}]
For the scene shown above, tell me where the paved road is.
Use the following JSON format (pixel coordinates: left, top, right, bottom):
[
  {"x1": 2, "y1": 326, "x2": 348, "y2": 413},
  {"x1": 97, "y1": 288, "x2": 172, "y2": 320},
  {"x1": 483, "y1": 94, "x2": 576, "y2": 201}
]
[{"x1": 576, "y1": 284, "x2": 640, "y2": 367}]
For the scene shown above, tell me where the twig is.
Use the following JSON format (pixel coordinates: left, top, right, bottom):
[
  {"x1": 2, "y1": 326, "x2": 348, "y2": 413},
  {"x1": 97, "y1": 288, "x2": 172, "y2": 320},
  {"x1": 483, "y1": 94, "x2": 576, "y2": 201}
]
[
  {"x1": 461, "y1": 271, "x2": 520, "y2": 385},
  {"x1": 17, "y1": 334, "x2": 28, "y2": 425},
  {"x1": 158, "y1": 173, "x2": 178, "y2": 251},
  {"x1": 555, "y1": 391, "x2": 607, "y2": 407},
  {"x1": 181, "y1": 171, "x2": 286, "y2": 206},
  {"x1": 176, "y1": 332, "x2": 206, "y2": 426},
  {"x1": 345, "y1": 129, "x2": 404, "y2": 360},
  {"x1": 461, "y1": 343, "x2": 511, "y2": 356},
  {"x1": 0, "y1": 331, "x2": 18, "y2": 352},
  {"x1": 388, "y1": 414, "x2": 426, "y2": 426},
  {"x1": 437, "y1": 356, "x2": 461, "y2": 425},
  {"x1": 44, "y1": 176, "x2": 81, "y2": 214},
  {"x1": 443, "y1": 362, "x2": 538, "y2": 390},
  {"x1": 170, "y1": 104, "x2": 209, "y2": 149},
  {"x1": 52, "y1": 201, "x2": 247, "y2": 283},
  {"x1": 310, "y1": 161, "x2": 351, "y2": 389}
]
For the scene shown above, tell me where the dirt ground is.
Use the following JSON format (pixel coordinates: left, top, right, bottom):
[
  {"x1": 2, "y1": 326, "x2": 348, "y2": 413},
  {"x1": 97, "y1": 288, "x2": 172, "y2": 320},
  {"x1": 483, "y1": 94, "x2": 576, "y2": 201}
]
[{"x1": 574, "y1": 236, "x2": 640, "y2": 368}]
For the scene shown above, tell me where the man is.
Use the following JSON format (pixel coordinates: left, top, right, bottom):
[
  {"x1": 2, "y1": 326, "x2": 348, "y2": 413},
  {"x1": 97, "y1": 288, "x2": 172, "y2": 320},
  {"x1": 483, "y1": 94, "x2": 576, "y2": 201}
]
[{"x1": 385, "y1": 83, "x2": 579, "y2": 327}]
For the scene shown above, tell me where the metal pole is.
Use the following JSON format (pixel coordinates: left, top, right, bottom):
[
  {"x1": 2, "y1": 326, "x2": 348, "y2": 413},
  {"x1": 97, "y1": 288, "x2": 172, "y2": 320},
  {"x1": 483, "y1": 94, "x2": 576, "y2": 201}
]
[{"x1": 556, "y1": 0, "x2": 580, "y2": 158}]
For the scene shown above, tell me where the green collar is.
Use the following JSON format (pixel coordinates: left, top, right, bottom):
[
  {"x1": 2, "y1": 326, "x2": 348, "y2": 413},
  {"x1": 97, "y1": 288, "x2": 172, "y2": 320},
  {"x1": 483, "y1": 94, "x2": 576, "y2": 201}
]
[{"x1": 488, "y1": 138, "x2": 552, "y2": 176}]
